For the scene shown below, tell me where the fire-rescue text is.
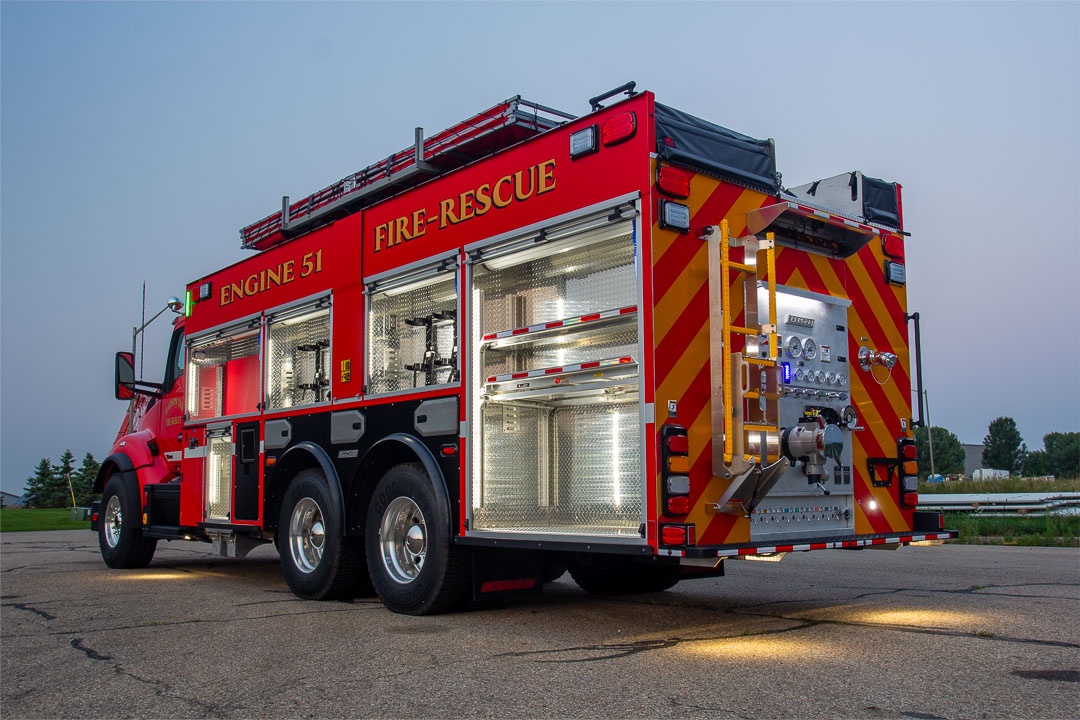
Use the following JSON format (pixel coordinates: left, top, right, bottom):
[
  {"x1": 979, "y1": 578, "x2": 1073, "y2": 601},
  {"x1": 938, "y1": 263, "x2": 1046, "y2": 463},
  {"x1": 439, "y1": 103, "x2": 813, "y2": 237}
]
[{"x1": 373, "y1": 159, "x2": 556, "y2": 252}]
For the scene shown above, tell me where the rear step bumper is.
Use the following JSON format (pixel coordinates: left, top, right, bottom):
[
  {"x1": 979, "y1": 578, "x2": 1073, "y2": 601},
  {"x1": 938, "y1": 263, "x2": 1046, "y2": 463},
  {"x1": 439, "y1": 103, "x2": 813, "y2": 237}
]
[{"x1": 674, "y1": 529, "x2": 958, "y2": 559}]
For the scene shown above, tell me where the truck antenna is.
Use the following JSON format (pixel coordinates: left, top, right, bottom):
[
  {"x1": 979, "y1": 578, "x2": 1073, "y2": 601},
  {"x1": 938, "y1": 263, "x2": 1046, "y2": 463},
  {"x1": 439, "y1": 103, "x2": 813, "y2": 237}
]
[{"x1": 140, "y1": 281, "x2": 147, "y2": 377}]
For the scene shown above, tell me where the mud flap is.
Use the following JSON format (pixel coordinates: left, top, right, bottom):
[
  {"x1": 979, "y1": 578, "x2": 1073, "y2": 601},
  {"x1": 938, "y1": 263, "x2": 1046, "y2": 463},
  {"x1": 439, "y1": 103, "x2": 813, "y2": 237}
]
[{"x1": 472, "y1": 547, "x2": 544, "y2": 599}]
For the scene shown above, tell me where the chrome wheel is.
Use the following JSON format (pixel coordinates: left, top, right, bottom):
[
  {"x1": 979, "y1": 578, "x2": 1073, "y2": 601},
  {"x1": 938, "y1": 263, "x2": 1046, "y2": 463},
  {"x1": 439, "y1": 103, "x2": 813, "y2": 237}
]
[
  {"x1": 288, "y1": 497, "x2": 325, "y2": 574},
  {"x1": 103, "y1": 494, "x2": 122, "y2": 549},
  {"x1": 379, "y1": 496, "x2": 427, "y2": 584}
]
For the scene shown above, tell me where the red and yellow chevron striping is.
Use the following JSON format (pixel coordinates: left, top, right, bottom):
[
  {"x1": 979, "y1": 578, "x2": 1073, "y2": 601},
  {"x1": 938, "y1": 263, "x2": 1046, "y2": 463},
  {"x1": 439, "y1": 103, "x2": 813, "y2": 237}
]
[{"x1": 650, "y1": 165, "x2": 915, "y2": 546}]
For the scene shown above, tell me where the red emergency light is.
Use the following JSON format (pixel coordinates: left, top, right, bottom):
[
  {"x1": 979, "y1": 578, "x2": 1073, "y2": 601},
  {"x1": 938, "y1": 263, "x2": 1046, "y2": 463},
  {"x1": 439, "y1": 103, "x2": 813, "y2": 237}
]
[
  {"x1": 657, "y1": 166, "x2": 693, "y2": 198},
  {"x1": 601, "y1": 112, "x2": 636, "y2": 146},
  {"x1": 882, "y1": 233, "x2": 905, "y2": 259},
  {"x1": 666, "y1": 434, "x2": 689, "y2": 454},
  {"x1": 667, "y1": 496, "x2": 690, "y2": 515},
  {"x1": 660, "y1": 524, "x2": 694, "y2": 546}
]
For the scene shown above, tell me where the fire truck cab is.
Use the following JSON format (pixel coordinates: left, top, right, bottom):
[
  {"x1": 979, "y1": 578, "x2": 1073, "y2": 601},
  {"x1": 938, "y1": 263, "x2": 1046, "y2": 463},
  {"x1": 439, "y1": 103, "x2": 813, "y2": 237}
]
[{"x1": 94, "y1": 83, "x2": 952, "y2": 614}]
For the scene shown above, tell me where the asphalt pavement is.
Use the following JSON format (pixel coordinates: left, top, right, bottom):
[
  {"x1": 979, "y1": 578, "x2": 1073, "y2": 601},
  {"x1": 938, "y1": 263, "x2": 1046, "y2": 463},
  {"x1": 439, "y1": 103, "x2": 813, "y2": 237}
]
[{"x1": 2, "y1": 530, "x2": 1077, "y2": 719}]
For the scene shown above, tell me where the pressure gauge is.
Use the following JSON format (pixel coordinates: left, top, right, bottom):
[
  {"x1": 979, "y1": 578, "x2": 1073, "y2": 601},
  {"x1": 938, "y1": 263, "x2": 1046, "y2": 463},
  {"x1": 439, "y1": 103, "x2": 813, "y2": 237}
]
[
  {"x1": 841, "y1": 405, "x2": 858, "y2": 428},
  {"x1": 826, "y1": 372, "x2": 837, "y2": 385},
  {"x1": 786, "y1": 336, "x2": 803, "y2": 358},
  {"x1": 815, "y1": 370, "x2": 826, "y2": 383},
  {"x1": 802, "y1": 338, "x2": 818, "y2": 359},
  {"x1": 794, "y1": 367, "x2": 806, "y2": 382},
  {"x1": 836, "y1": 373, "x2": 846, "y2": 387}
]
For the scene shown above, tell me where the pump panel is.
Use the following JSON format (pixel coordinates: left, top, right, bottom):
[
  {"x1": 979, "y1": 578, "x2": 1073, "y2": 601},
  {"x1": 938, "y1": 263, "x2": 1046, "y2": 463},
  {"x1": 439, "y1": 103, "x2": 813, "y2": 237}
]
[{"x1": 751, "y1": 286, "x2": 855, "y2": 541}]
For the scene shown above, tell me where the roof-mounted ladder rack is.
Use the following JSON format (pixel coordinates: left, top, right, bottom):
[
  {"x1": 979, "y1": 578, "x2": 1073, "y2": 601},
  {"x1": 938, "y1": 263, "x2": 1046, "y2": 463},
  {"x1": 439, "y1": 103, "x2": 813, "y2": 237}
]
[{"x1": 240, "y1": 97, "x2": 575, "y2": 251}]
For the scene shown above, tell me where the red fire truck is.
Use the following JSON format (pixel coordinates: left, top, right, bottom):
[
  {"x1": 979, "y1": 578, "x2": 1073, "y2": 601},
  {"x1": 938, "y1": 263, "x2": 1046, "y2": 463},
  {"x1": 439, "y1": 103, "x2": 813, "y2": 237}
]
[{"x1": 93, "y1": 83, "x2": 953, "y2": 614}]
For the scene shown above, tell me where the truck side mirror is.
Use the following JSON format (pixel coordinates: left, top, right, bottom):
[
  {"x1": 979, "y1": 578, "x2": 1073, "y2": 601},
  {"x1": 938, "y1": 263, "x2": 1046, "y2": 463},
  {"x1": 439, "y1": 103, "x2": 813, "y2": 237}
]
[{"x1": 115, "y1": 351, "x2": 136, "y2": 400}]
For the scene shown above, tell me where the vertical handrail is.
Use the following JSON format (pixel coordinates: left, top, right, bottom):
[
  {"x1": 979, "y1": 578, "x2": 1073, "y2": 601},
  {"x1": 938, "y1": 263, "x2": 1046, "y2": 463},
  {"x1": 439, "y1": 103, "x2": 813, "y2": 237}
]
[
  {"x1": 720, "y1": 220, "x2": 734, "y2": 465},
  {"x1": 907, "y1": 311, "x2": 925, "y2": 428}
]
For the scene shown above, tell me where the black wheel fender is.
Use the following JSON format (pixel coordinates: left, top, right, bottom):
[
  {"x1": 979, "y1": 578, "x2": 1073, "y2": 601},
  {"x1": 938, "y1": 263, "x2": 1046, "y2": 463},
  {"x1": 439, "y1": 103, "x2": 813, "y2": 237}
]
[
  {"x1": 276, "y1": 441, "x2": 345, "y2": 522},
  {"x1": 366, "y1": 433, "x2": 452, "y2": 541},
  {"x1": 94, "y1": 453, "x2": 138, "y2": 497}
]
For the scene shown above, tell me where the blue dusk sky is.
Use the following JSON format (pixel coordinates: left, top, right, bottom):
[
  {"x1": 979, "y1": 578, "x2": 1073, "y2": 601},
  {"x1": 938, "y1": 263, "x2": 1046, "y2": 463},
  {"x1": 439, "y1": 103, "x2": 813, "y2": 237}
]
[{"x1": 1, "y1": 1, "x2": 1077, "y2": 493}]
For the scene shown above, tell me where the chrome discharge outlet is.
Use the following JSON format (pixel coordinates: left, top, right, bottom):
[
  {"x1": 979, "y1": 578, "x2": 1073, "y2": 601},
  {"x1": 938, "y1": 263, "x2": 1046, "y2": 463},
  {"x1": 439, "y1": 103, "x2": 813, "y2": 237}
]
[
  {"x1": 858, "y1": 346, "x2": 897, "y2": 372},
  {"x1": 781, "y1": 421, "x2": 844, "y2": 484}
]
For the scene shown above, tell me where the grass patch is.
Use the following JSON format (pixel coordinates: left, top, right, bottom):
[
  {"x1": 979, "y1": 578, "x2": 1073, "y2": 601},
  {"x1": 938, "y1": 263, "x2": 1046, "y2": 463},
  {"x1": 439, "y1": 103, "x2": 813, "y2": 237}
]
[
  {"x1": 921, "y1": 476, "x2": 1079, "y2": 494},
  {"x1": 4, "y1": 496, "x2": 1076, "y2": 549},
  {"x1": 947, "y1": 512, "x2": 1079, "y2": 548},
  {"x1": 0, "y1": 507, "x2": 91, "y2": 533}
]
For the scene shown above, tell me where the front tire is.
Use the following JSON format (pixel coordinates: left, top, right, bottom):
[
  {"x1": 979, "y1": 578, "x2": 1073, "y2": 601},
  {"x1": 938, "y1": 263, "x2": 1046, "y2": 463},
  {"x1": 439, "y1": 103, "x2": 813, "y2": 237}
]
[
  {"x1": 278, "y1": 468, "x2": 369, "y2": 600},
  {"x1": 98, "y1": 475, "x2": 156, "y2": 569},
  {"x1": 366, "y1": 463, "x2": 471, "y2": 615}
]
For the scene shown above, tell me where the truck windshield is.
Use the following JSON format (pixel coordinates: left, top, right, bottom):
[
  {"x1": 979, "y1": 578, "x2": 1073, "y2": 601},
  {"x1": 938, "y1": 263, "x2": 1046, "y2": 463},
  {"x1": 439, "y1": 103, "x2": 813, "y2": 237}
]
[{"x1": 166, "y1": 330, "x2": 185, "y2": 389}]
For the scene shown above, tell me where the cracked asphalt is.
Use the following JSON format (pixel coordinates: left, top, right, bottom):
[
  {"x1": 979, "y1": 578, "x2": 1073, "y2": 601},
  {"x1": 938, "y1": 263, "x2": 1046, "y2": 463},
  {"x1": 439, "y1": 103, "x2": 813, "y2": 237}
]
[{"x1": 2, "y1": 531, "x2": 1077, "y2": 719}]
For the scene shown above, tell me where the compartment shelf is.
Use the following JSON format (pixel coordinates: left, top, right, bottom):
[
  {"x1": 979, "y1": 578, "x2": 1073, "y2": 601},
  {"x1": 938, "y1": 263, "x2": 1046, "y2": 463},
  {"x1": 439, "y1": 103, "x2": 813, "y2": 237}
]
[
  {"x1": 483, "y1": 357, "x2": 638, "y2": 405},
  {"x1": 485, "y1": 356, "x2": 637, "y2": 385},
  {"x1": 480, "y1": 305, "x2": 637, "y2": 349}
]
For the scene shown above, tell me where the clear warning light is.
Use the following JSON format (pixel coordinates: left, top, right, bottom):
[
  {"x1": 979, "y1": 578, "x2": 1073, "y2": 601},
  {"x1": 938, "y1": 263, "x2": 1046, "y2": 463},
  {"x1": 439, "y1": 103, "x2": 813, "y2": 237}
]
[
  {"x1": 569, "y1": 126, "x2": 598, "y2": 158},
  {"x1": 660, "y1": 200, "x2": 690, "y2": 232}
]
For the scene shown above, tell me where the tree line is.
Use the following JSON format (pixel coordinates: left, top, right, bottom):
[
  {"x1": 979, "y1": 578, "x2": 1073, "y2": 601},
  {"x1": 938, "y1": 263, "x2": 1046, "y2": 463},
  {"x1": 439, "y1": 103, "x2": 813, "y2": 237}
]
[
  {"x1": 914, "y1": 416, "x2": 1078, "y2": 479},
  {"x1": 22, "y1": 450, "x2": 100, "y2": 508}
]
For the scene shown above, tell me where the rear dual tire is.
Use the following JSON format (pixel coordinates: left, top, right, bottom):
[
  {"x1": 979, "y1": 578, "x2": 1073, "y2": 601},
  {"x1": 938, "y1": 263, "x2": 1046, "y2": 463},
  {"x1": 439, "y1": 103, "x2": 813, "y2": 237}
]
[{"x1": 366, "y1": 463, "x2": 471, "y2": 615}]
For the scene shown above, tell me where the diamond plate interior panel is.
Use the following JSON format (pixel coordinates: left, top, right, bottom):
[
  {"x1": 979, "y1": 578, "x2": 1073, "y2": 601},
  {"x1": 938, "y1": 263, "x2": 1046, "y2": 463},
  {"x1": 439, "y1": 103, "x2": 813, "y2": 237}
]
[
  {"x1": 187, "y1": 329, "x2": 259, "y2": 421},
  {"x1": 206, "y1": 434, "x2": 232, "y2": 521},
  {"x1": 471, "y1": 222, "x2": 643, "y2": 538},
  {"x1": 473, "y1": 401, "x2": 640, "y2": 535},
  {"x1": 477, "y1": 402, "x2": 545, "y2": 513},
  {"x1": 267, "y1": 307, "x2": 331, "y2": 408},
  {"x1": 553, "y1": 402, "x2": 641, "y2": 531},
  {"x1": 474, "y1": 232, "x2": 636, "y2": 335},
  {"x1": 369, "y1": 276, "x2": 457, "y2": 394}
]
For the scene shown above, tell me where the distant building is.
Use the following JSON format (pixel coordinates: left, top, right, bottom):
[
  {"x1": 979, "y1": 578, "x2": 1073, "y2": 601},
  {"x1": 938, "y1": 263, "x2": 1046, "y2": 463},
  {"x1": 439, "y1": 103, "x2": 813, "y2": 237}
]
[
  {"x1": 959, "y1": 444, "x2": 1012, "y2": 479},
  {"x1": 962, "y1": 444, "x2": 984, "y2": 478},
  {"x1": 0, "y1": 491, "x2": 24, "y2": 508}
]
